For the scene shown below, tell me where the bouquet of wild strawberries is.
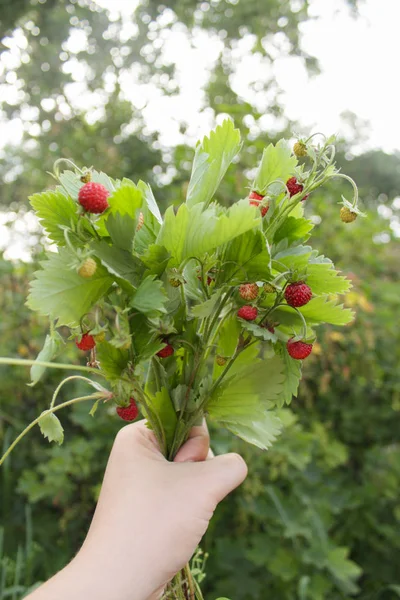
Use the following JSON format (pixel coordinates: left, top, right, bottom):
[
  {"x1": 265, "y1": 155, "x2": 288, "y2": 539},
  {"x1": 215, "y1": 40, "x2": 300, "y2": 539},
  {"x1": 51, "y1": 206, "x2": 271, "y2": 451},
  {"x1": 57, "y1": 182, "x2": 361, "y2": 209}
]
[{"x1": 0, "y1": 121, "x2": 362, "y2": 599}]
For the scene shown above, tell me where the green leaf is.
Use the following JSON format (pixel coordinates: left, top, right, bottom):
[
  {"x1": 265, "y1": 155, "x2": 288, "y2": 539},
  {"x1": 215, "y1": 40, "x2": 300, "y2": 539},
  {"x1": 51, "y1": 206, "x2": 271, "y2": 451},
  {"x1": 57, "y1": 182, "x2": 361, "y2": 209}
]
[
  {"x1": 220, "y1": 229, "x2": 270, "y2": 283},
  {"x1": 27, "y1": 249, "x2": 113, "y2": 326},
  {"x1": 186, "y1": 119, "x2": 241, "y2": 209},
  {"x1": 29, "y1": 331, "x2": 64, "y2": 386},
  {"x1": 306, "y1": 260, "x2": 351, "y2": 295},
  {"x1": 191, "y1": 291, "x2": 222, "y2": 318},
  {"x1": 38, "y1": 412, "x2": 64, "y2": 445},
  {"x1": 211, "y1": 408, "x2": 283, "y2": 450},
  {"x1": 241, "y1": 321, "x2": 277, "y2": 342},
  {"x1": 299, "y1": 297, "x2": 354, "y2": 326},
  {"x1": 149, "y1": 387, "x2": 178, "y2": 452},
  {"x1": 135, "y1": 181, "x2": 163, "y2": 254},
  {"x1": 137, "y1": 180, "x2": 163, "y2": 224},
  {"x1": 96, "y1": 341, "x2": 129, "y2": 381},
  {"x1": 29, "y1": 190, "x2": 79, "y2": 244},
  {"x1": 129, "y1": 313, "x2": 165, "y2": 362},
  {"x1": 274, "y1": 216, "x2": 314, "y2": 246},
  {"x1": 141, "y1": 244, "x2": 171, "y2": 276},
  {"x1": 253, "y1": 140, "x2": 297, "y2": 194},
  {"x1": 209, "y1": 354, "x2": 285, "y2": 411},
  {"x1": 91, "y1": 240, "x2": 146, "y2": 288},
  {"x1": 325, "y1": 547, "x2": 362, "y2": 594},
  {"x1": 107, "y1": 181, "x2": 142, "y2": 218},
  {"x1": 105, "y1": 212, "x2": 136, "y2": 251},
  {"x1": 276, "y1": 341, "x2": 302, "y2": 407},
  {"x1": 273, "y1": 244, "x2": 312, "y2": 271},
  {"x1": 157, "y1": 201, "x2": 260, "y2": 267},
  {"x1": 130, "y1": 275, "x2": 168, "y2": 317}
]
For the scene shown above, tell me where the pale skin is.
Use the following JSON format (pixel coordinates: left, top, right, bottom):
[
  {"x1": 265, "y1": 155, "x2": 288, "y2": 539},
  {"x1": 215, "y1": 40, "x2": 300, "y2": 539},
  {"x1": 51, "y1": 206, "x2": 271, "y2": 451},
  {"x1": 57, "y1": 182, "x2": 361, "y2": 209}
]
[{"x1": 26, "y1": 420, "x2": 248, "y2": 600}]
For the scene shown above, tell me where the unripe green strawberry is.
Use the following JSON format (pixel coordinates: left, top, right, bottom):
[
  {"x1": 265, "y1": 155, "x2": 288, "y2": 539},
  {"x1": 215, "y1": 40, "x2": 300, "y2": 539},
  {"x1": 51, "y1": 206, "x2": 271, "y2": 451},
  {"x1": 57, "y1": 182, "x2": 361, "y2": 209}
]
[
  {"x1": 80, "y1": 171, "x2": 92, "y2": 183},
  {"x1": 216, "y1": 355, "x2": 227, "y2": 366},
  {"x1": 136, "y1": 212, "x2": 144, "y2": 231},
  {"x1": 78, "y1": 257, "x2": 97, "y2": 278},
  {"x1": 293, "y1": 141, "x2": 307, "y2": 157},
  {"x1": 169, "y1": 278, "x2": 182, "y2": 288},
  {"x1": 264, "y1": 283, "x2": 276, "y2": 294},
  {"x1": 239, "y1": 283, "x2": 259, "y2": 301},
  {"x1": 93, "y1": 331, "x2": 106, "y2": 343},
  {"x1": 340, "y1": 206, "x2": 357, "y2": 223}
]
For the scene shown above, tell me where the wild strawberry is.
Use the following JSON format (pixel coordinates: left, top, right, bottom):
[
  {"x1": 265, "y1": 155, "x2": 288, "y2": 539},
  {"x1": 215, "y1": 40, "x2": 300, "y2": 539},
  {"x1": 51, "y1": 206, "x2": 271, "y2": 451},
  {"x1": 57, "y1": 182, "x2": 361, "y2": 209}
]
[
  {"x1": 78, "y1": 257, "x2": 97, "y2": 278},
  {"x1": 78, "y1": 182, "x2": 109, "y2": 214},
  {"x1": 157, "y1": 341, "x2": 174, "y2": 358},
  {"x1": 286, "y1": 177, "x2": 304, "y2": 198},
  {"x1": 76, "y1": 333, "x2": 96, "y2": 351},
  {"x1": 116, "y1": 397, "x2": 139, "y2": 422},
  {"x1": 293, "y1": 141, "x2": 307, "y2": 157},
  {"x1": 249, "y1": 192, "x2": 269, "y2": 216},
  {"x1": 340, "y1": 206, "x2": 357, "y2": 223},
  {"x1": 249, "y1": 191, "x2": 264, "y2": 202},
  {"x1": 93, "y1": 331, "x2": 106, "y2": 343},
  {"x1": 287, "y1": 339, "x2": 313, "y2": 360},
  {"x1": 216, "y1": 355, "x2": 227, "y2": 366},
  {"x1": 264, "y1": 283, "x2": 276, "y2": 294},
  {"x1": 136, "y1": 212, "x2": 144, "y2": 231},
  {"x1": 237, "y1": 305, "x2": 258, "y2": 321},
  {"x1": 285, "y1": 281, "x2": 312, "y2": 307},
  {"x1": 239, "y1": 283, "x2": 259, "y2": 301},
  {"x1": 197, "y1": 275, "x2": 213, "y2": 286},
  {"x1": 169, "y1": 278, "x2": 182, "y2": 288},
  {"x1": 80, "y1": 171, "x2": 92, "y2": 183}
]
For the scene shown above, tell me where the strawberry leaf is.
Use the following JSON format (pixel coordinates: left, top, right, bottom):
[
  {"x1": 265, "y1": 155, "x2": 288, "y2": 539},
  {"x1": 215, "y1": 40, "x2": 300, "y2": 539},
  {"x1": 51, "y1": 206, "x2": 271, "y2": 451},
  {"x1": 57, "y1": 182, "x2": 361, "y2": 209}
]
[
  {"x1": 96, "y1": 341, "x2": 129, "y2": 381},
  {"x1": 29, "y1": 190, "x2": 79, "y2": 245},
  {"x1": 275, "y1": 341, "x2": 302, "y2": 407},
  {"x1": 306, "y1": 259, "x2": 352, "y2": 295},
  {"x1": 29, "y1": 331, "x2": 65, "y2": 386},
  {"x1": 27, "y1": 249, "x2": 113, "y2": 326},
  {"x1": 91, "y1": 240, "x2": 146, "y2": 288},
  {"x1": 186, "y1": 119, "x2": 241, "y2": 209},
  {"x1": 253, "y1": 140, "x2": 297, "y2": 194},
  {"x1": 104, "y1": 213, "x2": 136, "y2": 251},
  {"x1": 149, "y1": 387, "x2": 178, "y2": 452},
  {"x1": 38, "y1": 412, "x2": 64, "y2": 445},
  {"x1": 158, "y1": 200, "x2": 260, "y2": 267},
  {"x1": 299, "y1": 297, "x2": 354, "y2": 326},
  {"x1": 130, "y1": 275, "x2": 168, "y2": 317},
  {"x1": 274, "y1": 216, "x2": 314, "y2": 246}
]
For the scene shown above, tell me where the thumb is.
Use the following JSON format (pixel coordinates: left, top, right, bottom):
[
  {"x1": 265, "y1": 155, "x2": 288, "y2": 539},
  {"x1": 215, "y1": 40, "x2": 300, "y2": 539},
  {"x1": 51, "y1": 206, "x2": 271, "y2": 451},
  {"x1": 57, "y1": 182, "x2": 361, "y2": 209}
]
[{"x1": 191, "y1": 453, "x2": 248, "y2": 504}]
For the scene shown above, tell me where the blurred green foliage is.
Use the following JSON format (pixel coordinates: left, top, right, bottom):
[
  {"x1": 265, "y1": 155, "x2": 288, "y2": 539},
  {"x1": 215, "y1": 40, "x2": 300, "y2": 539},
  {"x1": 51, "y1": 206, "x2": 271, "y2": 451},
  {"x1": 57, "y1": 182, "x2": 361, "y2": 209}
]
[{"x1": 1, "y1": 0, "x2": 400, "y2": 599}]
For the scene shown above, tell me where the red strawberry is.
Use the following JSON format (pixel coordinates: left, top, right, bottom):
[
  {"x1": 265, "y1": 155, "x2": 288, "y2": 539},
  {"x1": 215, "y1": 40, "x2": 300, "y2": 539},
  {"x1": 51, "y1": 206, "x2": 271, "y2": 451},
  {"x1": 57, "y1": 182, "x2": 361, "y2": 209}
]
[
  {"x1": 301, "y1": 194, "x2": 309, "y2": 202},
  {"x1": 260, "y1": 203, "x2": 269, "y2": 217},
  {"x1": 237, "y1": 305, "x2": 258, "y2": 321},
  {"x1": 287, "y1": 339, "x2": 313, "y2": 360},
  {"x1": 75, "y1": 333, "x2": 96, "y2": 351},
  {"x1": 117, "y1": 397, "x2": 139, "y2": 422},
  {"x1": 78, "y1": 182, "x2": 110, "y2": 214},
  {"x1": 239, "y1": 283, "x2": 259, "y2": 301},
  {"x1": 285, "y1": 281, "x2": 312, "y2": 307},
  {"x1": 286, "y1": 177, "x2": 304, "y2": 198},
  {"x1": 157, "y1": 341, "x2": 174, "y2": 358},
  {"x1": 249, "y1": 191, "x2": 264, "y2": 202}
]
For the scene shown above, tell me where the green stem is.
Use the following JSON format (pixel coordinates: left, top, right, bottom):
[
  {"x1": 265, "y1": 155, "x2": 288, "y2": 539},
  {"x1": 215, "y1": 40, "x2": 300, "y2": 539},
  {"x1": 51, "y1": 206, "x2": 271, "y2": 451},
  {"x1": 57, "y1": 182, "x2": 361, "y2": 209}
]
[
  {"x1": 50, "y1": 375, "x2": 104, "y2": 409},
  {"x1": 0, "y1": 394, "x2": 98, "y2": 467},
  {"x1": 0, "y1": 357, "x2": 105, "y2": 377}
]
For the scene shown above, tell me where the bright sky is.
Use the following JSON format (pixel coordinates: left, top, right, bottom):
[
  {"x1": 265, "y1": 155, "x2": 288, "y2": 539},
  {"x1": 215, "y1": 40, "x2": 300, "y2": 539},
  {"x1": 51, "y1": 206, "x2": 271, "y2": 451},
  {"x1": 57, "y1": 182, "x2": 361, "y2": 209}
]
[{"x1": 91, "y1": 0, "x2": 399, "y2": 153}]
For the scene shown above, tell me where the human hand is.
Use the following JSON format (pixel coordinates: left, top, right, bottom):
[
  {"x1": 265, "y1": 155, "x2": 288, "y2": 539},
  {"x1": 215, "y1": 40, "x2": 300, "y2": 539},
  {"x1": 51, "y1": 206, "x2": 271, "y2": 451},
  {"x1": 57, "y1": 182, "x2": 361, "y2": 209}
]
[{"x1": 27, "y1": 420, "x2": 247, "y2": 600}]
